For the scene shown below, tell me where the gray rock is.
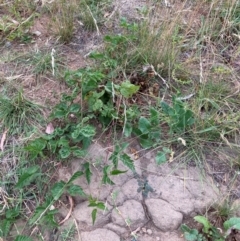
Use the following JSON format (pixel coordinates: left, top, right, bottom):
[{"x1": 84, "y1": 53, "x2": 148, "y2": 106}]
[
  {"x1": 71, "y1": 161, "x2": 112, "y2": 201},
  {"x1": 87, "y1": 143, "x2": 108, "y2": 162},
  {"x1": 81, "y1": 228, "x2": 120, "y2": 241},
  {"x1": 104, "y1": 223, "x2": 128, "y2": 235},
  {"x1": 111, "y1": 199, "x2": 147, "y2": 229},
  {"x1": 147, "y1": 169, "x2": 218, "y2": 215},
  {"x1": 145, "y1": 199, "x2": 183, "y2": 232},
  {"x1": 147, "y1": 229, "x2": 153, "y2": 235},
  {"x1": 57, "y1": 167, "x2": 72, "y2": 182},
  {"x1": 73, "y1": 201, "x2": 112, "y2": 227},
  {"x1": 147, "y1": 174, "x2": 194, "y2": 214},
  {"x1": 121, "y1": 178, "x2": 143, "y2": 202},
  {"x1": 178, "y1": 167, "x2": 219, "y2": 213},
  {"x1": 107, "y1": 187, "x2": 126, "y2": 206}
]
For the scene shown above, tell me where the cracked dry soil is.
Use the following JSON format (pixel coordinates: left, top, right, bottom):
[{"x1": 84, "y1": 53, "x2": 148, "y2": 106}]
[{"x1": 56, "y1": 142, "x2": 219, "y2": 241}]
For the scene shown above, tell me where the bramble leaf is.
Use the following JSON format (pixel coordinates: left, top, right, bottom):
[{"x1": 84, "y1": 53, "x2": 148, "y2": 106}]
[
  {"x1": 14, "y1": 235, "x2": 33, "y2": 241},
  {"x1": 224, "y1": 217, "x2": 240, "y2": 231},
  {"x1": 67, "y1": 185, "x2": 86, "y2": 197},
  {"x1": 59, "y1": 146, "x2": 71, "y2": 159},
  {"x1": 83, "y1": 162, "x2": 92, "y2": 184},
  {"x1": 121, "y1": 153, "x2": 135, "y2": 171},
  {"x1": 120, "y1": 80, "x2": 139, "y2": 98},
  {"x1": 51, "y1": 181, "x2": 66, "y2": 200},
  {"x1": 92, "y1": 209, "x2": 97, "y2": 225},
  {"x1": 88, "y1": 201, "x2": 105, "y2": 210},
  {"x1": 156, "y1": 152, "x2": 167, "y2": 165},
  {"x1": 110, "y1": 169, "x2": 128, "y2": 175},
  {"x1": 16, "y1": 166, "x2": 40, "y2": 189},
  {"x1": 69, "y1": 103, "x2": 80, "y2": 113},
  {"x1": 138, "y1": 117, "x2": 151, "y2": 134},
  {"x1": 102, "y1": 166, "x2": 115, "y2": 185},
  {"x1": 67, "y1": 171, "x2": 84, "y2": 184}
]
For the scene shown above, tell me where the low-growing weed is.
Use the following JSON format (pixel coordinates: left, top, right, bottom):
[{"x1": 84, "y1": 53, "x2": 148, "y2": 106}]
[
  {"x1": 0, "y1": 90, "x2": 43, "y2": 135},
  {"x1": 181, "y1": 216, "x2": 240, "y2": 241},
  {"x1": 0, "y1": 1, "x2": 36, "y2": 44}
]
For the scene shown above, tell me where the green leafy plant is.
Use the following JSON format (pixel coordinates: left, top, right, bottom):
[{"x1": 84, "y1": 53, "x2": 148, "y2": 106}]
[
  {"x1": 161, "y1": 97, "x2": 195, "y2": 134},
  {"x1": 0, "y1": 207, "x2": 20, "y2": 238},
  {"x1": 181, "y1": 216, "x2": 240, "y2": 241},
  {"x1": 132, "y1": 107, "x2": 161, "y2": 149},
  {"x1": 137, "y1": 177, "x2": 154, "y2": 198},
  {"x1": 29, "y1": 171, "x2": 86, "y2": 226}
]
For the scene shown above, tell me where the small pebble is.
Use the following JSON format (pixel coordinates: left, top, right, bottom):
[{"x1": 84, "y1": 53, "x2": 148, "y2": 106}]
[
  {"x1": 142, "y1": 227, "x2": 147, "y2": 233},
  {"x1": 156, "y1": 237, "x2": 160, "y2": 241},
  {"x1": 147, "y1": 229, "x2": 152, "y2": 235},
  {"x1": 33, "y1": 30, "x2": 41, "y2": 36},
  {"x1": 5, "y1": 41, "x2": 11, "y2": 48}
]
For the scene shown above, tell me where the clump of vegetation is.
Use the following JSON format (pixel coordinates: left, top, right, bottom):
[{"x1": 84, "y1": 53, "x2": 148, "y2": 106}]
[
  {"x1": 181, "y1": 216, "x2": 240, "y2": 241},
  {"x1": 0, "y1": 90, "x2": 43, "y2": 135}
]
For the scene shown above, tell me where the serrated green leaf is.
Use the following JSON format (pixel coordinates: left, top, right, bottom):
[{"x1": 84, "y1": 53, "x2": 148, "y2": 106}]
[
  {"x1": 138, "y1": 117, "x2": 151, "y2": 134},
  {"x1": 16, "y1": 166, "x2": 40, "y2": 189},
  {"x1": 58, "y1": 137, "x2": 69, "y2": 147},
  {"x1": 14, "y1": 235, "x2": 33, "y2": 241},
  {"x1": 110, "y1": 169, "x2": 128, "y2": 175},
  {"x1": 223, "y1": 217, "x2": 240, "y2": 231},
  {"x1": 51, "y1": 181, "x2": 66, "y2": 200},
  {"x1": 79, "y1": 125, "x2": 96, "y2": 138},
  {"x1": 25, "y1": 138, "x2": 46, "y2": 151},
  {"x1": 28, "y1": 199, "x2": 53, "y2": 225},
  {"x1": 29, "y1": 205, "x2": 47, "y2": 225},
  {"x1": 67, "y1": 185, "x2": 86, "y2": 197},
  {"x1": 6, "y1": 207, "x2": 20, "y2": 219},
  {"x1": 82, "y1": 137, "x2": 92, "y2": 149},
  {"x1": 88, "y1": 202, "x2": 105, "y2": 210},
  {"x1": 194, "y1": 216, "x2": 211, "y2": 233},
  {"x1": 83, "y1": 162, "x2": 92, "y2": 184},
  {"x1": 92, "y1": 209, "x2": 97, "y2": 225},
  {"x1": 0, "y1": 219, "x2": 12, "y2": 237},
  {"x1": 150, "y1": 107, "x2": 160, "y2": 125},
  {"x1": 67, "y1": 171, "x2": 84, "y2": 184},
  {"x1": 161, "y1": 101, "x2": 173, "y2": 115},
  {"x1": 109, "y1": 151, "x2": 119, "y2": 168},
  {"x1": 59, "y1": 146, "x2": 71, "y2": 159},
  {"x1": 120, "y1": 153, "x2": 135, "y2": 172},
  {"x1": 102, "y1": 165, "x2": 115, "y2": 185},
  {"x1": 139, "y1": 137, "x2": 154, "y2": 149},
  {"x1": 92, "y1": 99, "x2": 103, "y2": 111},
  {"x1": 71, "y1": 148, "x2": 87, "y2": 158},
  {"x1": 69, "y1": 103, "x2": 80, "y2": 113},
  {"x1": 124, "y1": 122, "x2": 132, "y2": 137},
  {"x1": 120, "y1": 80, "x2": 139, "y2": 98},
  {"x1": 156, "y1": 151, "x2": 167, "y2": 165},
  {"x1": 183, "y1": 229, "x2": 198, "y2": 241}
]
